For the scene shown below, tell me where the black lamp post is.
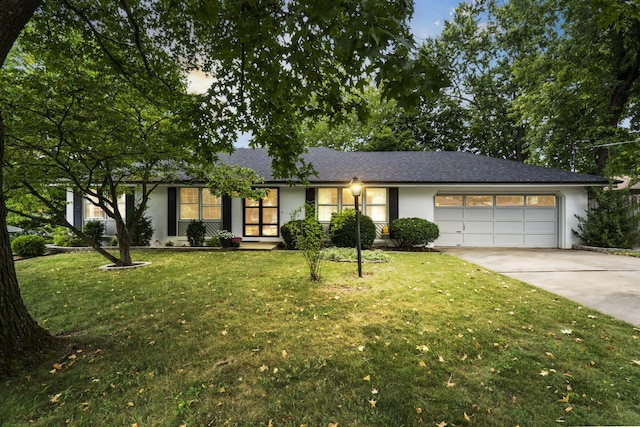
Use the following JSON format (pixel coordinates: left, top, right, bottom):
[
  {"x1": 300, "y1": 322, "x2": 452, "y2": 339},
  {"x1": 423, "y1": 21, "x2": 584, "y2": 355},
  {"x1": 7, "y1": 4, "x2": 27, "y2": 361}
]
[{"x1": 349, "y1": 175, "x2": 363, "y2": 277}]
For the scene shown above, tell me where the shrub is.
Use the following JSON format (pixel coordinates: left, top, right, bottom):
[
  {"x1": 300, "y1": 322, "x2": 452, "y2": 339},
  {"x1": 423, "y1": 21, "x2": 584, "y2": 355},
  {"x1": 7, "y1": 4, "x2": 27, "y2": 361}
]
[
  {"x1": 329, "y1": 209, "x2": 376, "y2": 249},
  {"x1": 206, "y1": 236, "x2": 221, "y2": 247},
  {"x1": 128, "y1": 214, "x2": 154, "y2": 246},
  {"x1": 52, "y1": 227, "x2": 84, "y2": 247},
  {"x1": 389, "y1": 217, "x2": 440, "y2": 248},
  {"x1": 186, "y1": 220, "x2": 206, "y2": 247},
  {"x1": 574, "y1": 187, "x2": 640, "y2": 249},
  {"x1": 289, "y1": 203, "x2": 324, "y2": 281},
  {"x1": 11, "y1": 235, "x2": 46, "y2": 257},
  {"x1": 84, "y1": 220, "x2": 105, "y2": 247},
  {"x1": 281, "y1": 220, "x2": 303, "y2": 249}
]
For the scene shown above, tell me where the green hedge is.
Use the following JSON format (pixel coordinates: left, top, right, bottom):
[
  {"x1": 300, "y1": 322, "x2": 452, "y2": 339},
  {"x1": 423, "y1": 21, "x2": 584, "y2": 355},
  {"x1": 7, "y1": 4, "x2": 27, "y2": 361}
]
[
  {"x1": 329, "y1": 209, "x2": 376, "y2": 249},
  {"x1": 389, "y1": 217, "x2": 440, "y2": 248},
  {"x1": 280, "y1": 220, "x2": 303, "y2": 249},
  {"x1": 11, "y1": 235, "x2": 46, "y2": 257}
]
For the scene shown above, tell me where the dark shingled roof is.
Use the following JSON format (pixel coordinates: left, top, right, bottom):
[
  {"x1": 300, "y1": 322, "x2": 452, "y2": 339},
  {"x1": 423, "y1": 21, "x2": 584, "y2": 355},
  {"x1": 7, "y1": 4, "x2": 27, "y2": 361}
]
[{"x1": 220, "y1": 148, "x2": 609, "y2": 186}]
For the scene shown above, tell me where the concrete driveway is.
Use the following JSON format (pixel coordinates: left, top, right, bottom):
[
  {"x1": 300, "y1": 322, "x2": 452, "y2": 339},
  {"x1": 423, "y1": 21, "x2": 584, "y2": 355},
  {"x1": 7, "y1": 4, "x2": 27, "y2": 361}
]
[{"x1": 440, "y1": 248, "x2": 640, "y2": 326}]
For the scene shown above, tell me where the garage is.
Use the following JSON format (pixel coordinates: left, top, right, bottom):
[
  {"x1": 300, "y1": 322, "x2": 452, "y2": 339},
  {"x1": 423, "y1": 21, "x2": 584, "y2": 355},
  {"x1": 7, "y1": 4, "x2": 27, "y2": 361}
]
[{"x1": 434, "y1": 194, "x2": 558, "y2": 248}]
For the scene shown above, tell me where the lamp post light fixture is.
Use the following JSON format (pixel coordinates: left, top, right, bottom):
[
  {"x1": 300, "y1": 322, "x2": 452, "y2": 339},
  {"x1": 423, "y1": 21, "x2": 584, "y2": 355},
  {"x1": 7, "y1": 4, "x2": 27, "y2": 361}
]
[{"x1": 349, "y1": 174, "x2": 363, "y2": 278}]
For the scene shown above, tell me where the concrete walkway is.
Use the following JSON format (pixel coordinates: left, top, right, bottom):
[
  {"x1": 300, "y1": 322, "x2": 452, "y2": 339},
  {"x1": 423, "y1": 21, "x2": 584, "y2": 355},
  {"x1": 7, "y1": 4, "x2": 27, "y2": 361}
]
[{"x1": 440, "y1": 248, "x2": 640, "y2": 326}]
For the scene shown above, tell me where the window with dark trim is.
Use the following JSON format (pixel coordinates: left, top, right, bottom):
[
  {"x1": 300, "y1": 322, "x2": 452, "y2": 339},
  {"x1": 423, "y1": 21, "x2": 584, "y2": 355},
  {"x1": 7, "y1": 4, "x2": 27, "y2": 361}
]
[
  {"x1": 179, "y1": 187, "x2": 222, "y2": 221},
  {"x1": 244, "y1": 188, "x2": 279, "y2": 237}
]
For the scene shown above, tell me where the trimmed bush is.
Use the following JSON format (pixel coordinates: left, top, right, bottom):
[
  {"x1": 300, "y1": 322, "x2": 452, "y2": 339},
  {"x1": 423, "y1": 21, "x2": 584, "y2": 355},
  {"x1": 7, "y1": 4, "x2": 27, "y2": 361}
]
[
  {"x1": 389, "y1": 217, "x2": 440, "y2": 248},
  {"x1": 52, "y1": 227, "x2": 85, "y2": 247},
  {"x1": 11, "y1": 235, "x2": 46, "y2": 257},
  {"x1": 84, "y1": 220, "x2": 105, "y2": 246},
  {"x1": 329, "y1": 209, "x2": 376, "y2": 249},
  {"x1": 129, "y1": 214, "x2": 154, "y2": 246},
  {"x1": 186, "y1": 220, "x2": 206, "y2": 247},
  {"x1": 281, "y1": 220, "x2": 303, "y2": 249}
]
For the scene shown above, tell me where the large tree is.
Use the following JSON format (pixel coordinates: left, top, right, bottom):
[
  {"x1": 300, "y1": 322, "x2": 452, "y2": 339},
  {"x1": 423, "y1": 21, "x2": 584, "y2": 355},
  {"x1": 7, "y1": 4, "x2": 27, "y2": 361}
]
[
  {"x1": 509, "y1": 0, "x2": 640, "y2": 175},
  {"x1": 2, "y1": 25, "x2": 205, "y2": 267},
  {"x1": 0, "y1": 0, "x2": 446, "y2": 373}
]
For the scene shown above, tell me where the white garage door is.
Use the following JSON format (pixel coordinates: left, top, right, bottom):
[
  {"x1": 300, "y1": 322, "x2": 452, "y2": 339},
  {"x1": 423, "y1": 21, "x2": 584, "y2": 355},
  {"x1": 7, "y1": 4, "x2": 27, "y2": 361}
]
[{"x1": 434, "y1": 195, "x2": 558, "y2": 248}]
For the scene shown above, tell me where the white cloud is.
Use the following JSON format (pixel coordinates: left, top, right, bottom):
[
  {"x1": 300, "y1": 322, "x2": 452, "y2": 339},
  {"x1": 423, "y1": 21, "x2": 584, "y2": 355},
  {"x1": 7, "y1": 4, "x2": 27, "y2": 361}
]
[{"x1": 187, "y1": 70, "x2": 214, "y2": 94}]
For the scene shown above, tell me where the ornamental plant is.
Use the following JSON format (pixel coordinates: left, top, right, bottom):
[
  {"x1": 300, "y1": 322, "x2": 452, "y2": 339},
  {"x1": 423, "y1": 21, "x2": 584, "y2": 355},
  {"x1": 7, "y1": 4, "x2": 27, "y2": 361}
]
[
  {"x1": 186, "y1": 220, "x2": 207, "y2": 247},
  {"x1": 389, "y1": 217, "x2": 440, "y2": 248},
  {"x1": 289, "y1": 204, "x2": 324, "y2": 281},
  {"x1": 329, "y1": 209, "x2": 376, "y2": 249},
  {"x1": 574, "y1": 187, "x2": 640, "y2": 249},
  {"x1": 83, "y1": 220, "x2": 105, "y2": 247},
  {"x1": 11, "y1": 235, "x2": 46, "y2": 258},
  {"x1": 281, "y1": 219, "x2": 303, "y2": 249}
]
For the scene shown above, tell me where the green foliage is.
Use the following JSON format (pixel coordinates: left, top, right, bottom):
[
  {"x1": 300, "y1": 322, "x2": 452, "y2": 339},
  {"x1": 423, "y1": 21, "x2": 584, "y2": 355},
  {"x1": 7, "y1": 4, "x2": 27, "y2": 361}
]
[
  {"x1": 205, "y1": 236, "x2": 221, "y2": 247},
  {"x1": 83, "y1": 220, "x2": 105, "y2": 247},
  {"x1": 289, "y1": 204, "x2": 324, "y2": 281},
  {"x1": 186, "y1": 220, "x2": 207, "y2": 247},
  {"x1": 320, "y1": 247, "x2": 390, "y2": 263},
  {"x1": 389, "y1": 217, "x2": 440, "y2": 248},
  {"x1": 329, "y1": 209, "x2": 376, "y2": 249},
  {"x1": 574, "y1": 188, "x2": 640, "y2": 249},
  {"x1": 128, "y1": 214, "x2": 154, "y2": 247},
  {"x1": 10, "y1": 235, "x2": 46, "y2": 257},
  {"x1": 52, "y1": 227, "x2": 84, "y2": 247},
  {"x1": 280, "y1": 219, "x2": 303, "y2": 250}
]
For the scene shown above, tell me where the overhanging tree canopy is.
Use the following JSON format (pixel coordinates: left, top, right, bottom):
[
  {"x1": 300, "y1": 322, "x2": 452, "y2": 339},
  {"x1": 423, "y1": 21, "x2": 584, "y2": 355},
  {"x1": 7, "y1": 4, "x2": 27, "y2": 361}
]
[{"x1": 0, "y1": 0, "x2": 447, "y2": 373}]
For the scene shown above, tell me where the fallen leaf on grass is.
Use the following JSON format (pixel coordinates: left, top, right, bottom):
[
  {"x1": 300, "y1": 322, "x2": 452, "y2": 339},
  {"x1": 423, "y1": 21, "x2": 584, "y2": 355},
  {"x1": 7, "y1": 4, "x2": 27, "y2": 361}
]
[
  {"x1": 437, "y1": 421, "x2": 448, "y2": 427},
  {"x1": 363, "y1": 375, "x2": 371, "y2": 381},
  {"x1": 558, "y1": 395, "x2": 570, "y2": 403},
  {"x1": 419, "y1": 360, "x2": 427, "y2": 367},
  {"x1": 369, "y1": 399, "x2": 377, "y2": 408},
  {"x1": 464, "y1": 412, "x2": 472, "y2": 422},
  {"x1": 632, "y1": 360, "x2": 640, "y2": 366},
  {"x1": 49, "y1": 393, "x2": 63, "y2": 403}
]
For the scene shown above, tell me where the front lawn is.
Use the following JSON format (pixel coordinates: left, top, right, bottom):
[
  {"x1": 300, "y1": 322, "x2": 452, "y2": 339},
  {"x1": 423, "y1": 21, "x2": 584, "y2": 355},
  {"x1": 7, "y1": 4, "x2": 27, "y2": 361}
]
[{"x1": 3, "y1": 251, "x2": 639, "y2": 426}]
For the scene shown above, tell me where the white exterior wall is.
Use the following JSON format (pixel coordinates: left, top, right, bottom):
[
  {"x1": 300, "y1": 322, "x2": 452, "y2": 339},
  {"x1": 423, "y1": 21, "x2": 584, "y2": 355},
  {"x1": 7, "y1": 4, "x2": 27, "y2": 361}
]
[
  {"x1": 146, "y1": 185, "x2": 169, "y2": 246},
  {"x1": 69, "y1": 183, "x2": 593, "y2": 249},
  {"x1": 558, "y1": 187, "x2": 589, "y2": 249},
  {"x1": 398, "y1": 187, "x2": 438, "y2": 221}
]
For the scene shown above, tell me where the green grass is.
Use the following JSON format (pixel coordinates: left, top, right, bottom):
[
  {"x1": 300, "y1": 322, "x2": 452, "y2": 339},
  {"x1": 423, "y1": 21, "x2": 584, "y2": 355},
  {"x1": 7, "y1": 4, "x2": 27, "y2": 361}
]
[{"x1": 2, "y1": 250, "x2": 639, "y2": 426}]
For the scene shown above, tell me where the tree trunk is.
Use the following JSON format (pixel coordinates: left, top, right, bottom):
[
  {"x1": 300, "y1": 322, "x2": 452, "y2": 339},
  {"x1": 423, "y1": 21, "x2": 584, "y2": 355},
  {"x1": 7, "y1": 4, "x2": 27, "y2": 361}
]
[
  {"x1": 1, "y1": 112, "x2": 53, "y2": 374},
  {"x1": 596, "y1": 21, "x2": 640, "y2": 175},
  {"x1": 1, "y1": 0, "x2": 53, "y2": 374}
]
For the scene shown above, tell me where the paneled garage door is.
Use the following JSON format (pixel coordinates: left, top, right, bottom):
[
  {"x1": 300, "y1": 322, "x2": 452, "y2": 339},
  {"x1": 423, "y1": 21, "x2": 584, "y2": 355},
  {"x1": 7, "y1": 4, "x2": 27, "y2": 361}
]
[{"x1": 434, "y1": 195, "x2": 558, "y2": 248}]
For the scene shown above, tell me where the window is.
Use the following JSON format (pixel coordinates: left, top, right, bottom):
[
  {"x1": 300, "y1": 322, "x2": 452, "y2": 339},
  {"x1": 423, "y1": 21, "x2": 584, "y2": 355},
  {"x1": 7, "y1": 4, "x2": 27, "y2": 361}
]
[
  {"x1": 365, "y1": 188, "x2": 387, "y2": 222},
  {"x1": 435, "y1": 195, "x2": 463, "y2": 206},
  {"x1": 179, "y1": 188, "x2": 221, "y2": 220},
  {"x1": 244, "y1": 188, "x2": 279, "y2": 237},
  {"x1": 466, "y1": 195, "x2": 494, "y2": 207},
  {"x1": 84, "y1": 193, "x2": 125, "y2": 219},
  {"x1": 496, "y1": 196, "x2": 524, "y2": 207},
  {"x1": 341, "y1": 188, "x2": 356, "y2": 211},
  {"x1": 526, "y1": 195, "x2": 556, "y2": 207},
  {"x1": 317, "y1": 188, "x2": 338, "y2": 222},
  {"x1": 316, "y1": 187, "x2": 388, "y2": 222},
  {"x1": 85, "y1": 195, "x2": 105, "y2": 219}
]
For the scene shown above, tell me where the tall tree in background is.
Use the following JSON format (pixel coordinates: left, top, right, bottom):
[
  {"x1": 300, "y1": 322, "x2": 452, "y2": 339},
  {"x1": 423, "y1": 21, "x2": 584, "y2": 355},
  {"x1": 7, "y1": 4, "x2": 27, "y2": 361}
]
[
  {"x1": 510, "y1": 0, "x2": 640, "y2": 175},
  {"x1": 0, "y1": 0, "x2": 446, "y2": 373}
]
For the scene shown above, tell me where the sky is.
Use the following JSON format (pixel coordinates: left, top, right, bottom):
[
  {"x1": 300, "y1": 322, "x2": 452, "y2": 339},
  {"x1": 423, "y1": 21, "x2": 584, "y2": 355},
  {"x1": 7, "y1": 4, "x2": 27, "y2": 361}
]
[{"x1": 411, "y1": 0, "x2": 462, "y2": 41}]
